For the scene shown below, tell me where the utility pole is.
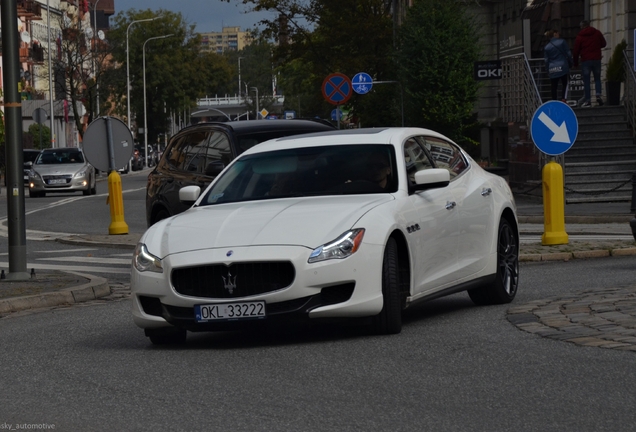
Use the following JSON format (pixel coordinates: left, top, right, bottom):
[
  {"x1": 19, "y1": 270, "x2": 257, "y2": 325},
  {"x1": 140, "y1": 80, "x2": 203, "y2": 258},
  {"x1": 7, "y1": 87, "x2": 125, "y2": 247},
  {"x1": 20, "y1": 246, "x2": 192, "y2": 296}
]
[{"x1": 1, "y1": 0, "x2": 29, "y2": 280}]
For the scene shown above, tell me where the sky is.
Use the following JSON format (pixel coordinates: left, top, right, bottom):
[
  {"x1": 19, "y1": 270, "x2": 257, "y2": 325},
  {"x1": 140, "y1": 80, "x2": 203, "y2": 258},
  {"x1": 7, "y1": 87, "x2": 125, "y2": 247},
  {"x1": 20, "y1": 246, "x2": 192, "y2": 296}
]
[{"x1": 112, "y1": 0, "x2": 276, "y2": 34}]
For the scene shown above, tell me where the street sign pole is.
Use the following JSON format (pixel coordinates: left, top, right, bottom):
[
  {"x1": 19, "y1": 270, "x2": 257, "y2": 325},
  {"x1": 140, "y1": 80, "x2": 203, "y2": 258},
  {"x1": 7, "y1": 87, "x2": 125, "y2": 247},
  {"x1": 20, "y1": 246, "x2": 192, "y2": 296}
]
[{"x1": 530, "y1": 100, "x2": 579, "y2": 245}]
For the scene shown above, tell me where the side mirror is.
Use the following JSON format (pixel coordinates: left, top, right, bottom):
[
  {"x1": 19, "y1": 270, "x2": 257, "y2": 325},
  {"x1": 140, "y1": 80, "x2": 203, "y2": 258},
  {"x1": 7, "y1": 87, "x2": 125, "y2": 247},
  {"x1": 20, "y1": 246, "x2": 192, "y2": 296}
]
[
  {"x1": 24, "y1": 161, "x2": 33, "y2": 167},
  {"x1": 205, "y1": 161, "x2": 225, "y2": 176},
  {"x1": 179, "y1": 185, "x2": 201, "y2": 205},
  {"x1": 409, "y1": 168, "x2": 450, "y2": 193}
]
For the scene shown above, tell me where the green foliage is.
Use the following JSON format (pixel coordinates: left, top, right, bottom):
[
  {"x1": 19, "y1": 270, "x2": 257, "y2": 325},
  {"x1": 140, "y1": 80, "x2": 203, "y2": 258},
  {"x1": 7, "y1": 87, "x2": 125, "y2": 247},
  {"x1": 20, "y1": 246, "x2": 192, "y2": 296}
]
[
  {"x1": 26, "y1": 124, "x2": 52, "y2": 149},
  {"x1": 396, "y1": 0, "x2": 481, "y2": 145},
  {"x1": 103, "y1": 9, "x2": 233, "y2": 143},
  {"x1": 606, "y1": 39, "x2": 627, "y2": 83}
]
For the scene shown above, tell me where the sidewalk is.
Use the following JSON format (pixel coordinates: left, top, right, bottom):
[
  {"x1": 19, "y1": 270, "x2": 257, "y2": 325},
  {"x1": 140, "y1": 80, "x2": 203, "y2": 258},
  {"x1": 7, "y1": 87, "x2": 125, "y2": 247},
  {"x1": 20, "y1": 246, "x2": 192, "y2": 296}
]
[{"x1": 1, "y1": 193, "x2": 635, "y2": 319}]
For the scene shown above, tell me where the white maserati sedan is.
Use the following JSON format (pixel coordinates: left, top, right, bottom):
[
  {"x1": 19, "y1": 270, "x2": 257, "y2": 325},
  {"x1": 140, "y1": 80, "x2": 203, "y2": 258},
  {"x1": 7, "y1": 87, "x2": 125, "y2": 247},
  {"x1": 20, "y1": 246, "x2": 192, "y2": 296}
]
[{"x1": 131, "y1": 127, "x2": 519, "y2": 345}]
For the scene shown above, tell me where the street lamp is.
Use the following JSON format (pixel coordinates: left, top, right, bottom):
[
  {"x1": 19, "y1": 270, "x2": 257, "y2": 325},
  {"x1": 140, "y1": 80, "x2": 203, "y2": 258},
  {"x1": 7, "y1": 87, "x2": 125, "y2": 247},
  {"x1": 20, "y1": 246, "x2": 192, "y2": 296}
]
[
  {"x1": 47, "y1": 0, "x2": 55, "y2": 147},
  {"x1": 143, "y1": 34, "x2": 173, "y2": 168},
  {"x1": 93, "y1": 0, "x2": 101, "y2": 116},
  {"x1": 238, "y1": 57, "x2": 244, "y2": 106},
  {"x1": 251, "y1": 87, "x2": 259, "y2": 119},
  {"x1": 126, "y1": 16, "x2": 160, "y2": 130}
]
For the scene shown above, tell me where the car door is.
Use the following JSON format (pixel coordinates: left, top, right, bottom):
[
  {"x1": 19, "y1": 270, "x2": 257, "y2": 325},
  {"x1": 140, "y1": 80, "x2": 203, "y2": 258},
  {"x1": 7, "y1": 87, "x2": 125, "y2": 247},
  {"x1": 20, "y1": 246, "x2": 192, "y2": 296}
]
[
  {"x1": 422, "y1": 137, "x2": 494, "y2": 280},
  {"x1": 402, "y1": 137, "x2": 459, "y2": 295},
  {"x1": 154, "y1": 130, "x2": 221, "y2": 217}
]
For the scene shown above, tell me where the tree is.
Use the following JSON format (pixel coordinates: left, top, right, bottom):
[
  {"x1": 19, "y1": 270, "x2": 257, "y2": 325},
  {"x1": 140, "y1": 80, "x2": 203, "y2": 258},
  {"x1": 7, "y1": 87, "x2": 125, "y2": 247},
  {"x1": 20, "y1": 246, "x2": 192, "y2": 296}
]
[
  {"x1": 229, "y1": 0, "x2": 394, "y2": 124},
  {"x1": 102, "y1": 9, "x2": 233, "y2": 144},
  {"x1": 32, "y1": 9, "x2": 113, "y2": 139},
  {"x1": 26, "y1": 124, "x2": 52, "y2": 150},
  {"x1": 396, "y1": 0, "x2": 481, "y2": 145}
]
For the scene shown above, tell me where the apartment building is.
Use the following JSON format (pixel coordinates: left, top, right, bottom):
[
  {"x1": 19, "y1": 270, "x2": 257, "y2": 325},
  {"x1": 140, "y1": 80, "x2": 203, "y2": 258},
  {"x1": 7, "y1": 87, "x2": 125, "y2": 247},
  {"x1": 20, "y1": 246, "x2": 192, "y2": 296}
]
[{"x1": 199, "y1": 26, "x2": 250, "y2": 54}]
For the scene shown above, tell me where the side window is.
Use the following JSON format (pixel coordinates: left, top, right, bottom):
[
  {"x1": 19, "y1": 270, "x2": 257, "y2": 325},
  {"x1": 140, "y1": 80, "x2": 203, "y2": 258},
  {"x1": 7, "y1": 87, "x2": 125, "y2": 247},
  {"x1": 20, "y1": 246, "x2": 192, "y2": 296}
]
[
  {"x1": 423, "y1": 137, "x2": 468, "y2": 180},
  {"x1": 403, "y1": 138, "x2": 434, "y2": 184},
  {"x1": 166, "y1": 131, "x2": 209, "y2": 172},
  {"x1": 202, "y1": 132, "x2": 232, "y2": 176}
]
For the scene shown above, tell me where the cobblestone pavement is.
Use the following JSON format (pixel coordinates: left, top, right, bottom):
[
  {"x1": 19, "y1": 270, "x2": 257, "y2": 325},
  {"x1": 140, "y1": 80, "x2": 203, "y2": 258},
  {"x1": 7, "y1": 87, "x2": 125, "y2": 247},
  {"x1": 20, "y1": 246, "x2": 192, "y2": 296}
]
[{"x1": 507, "y1": 286, "x2": 636, "y2": 352}]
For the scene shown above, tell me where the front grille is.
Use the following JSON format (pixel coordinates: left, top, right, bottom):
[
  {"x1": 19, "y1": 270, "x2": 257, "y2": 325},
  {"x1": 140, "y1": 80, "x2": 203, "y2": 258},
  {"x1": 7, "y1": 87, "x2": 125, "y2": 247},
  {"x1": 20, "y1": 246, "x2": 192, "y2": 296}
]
[{"x1": 171, "y1": 261, "x2": 295, "y2": 299}]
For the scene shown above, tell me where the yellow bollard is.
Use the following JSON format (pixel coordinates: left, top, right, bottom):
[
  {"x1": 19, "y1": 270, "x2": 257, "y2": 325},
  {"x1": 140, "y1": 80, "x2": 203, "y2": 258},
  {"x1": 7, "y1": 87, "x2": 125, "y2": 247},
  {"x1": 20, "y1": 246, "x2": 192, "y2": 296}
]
[
  {"x1": 107, "y1": 170, "x2": 129, "y2": 235},
  {"x1": 541, "y1": 161, "x2": 568, "y2": 245}
]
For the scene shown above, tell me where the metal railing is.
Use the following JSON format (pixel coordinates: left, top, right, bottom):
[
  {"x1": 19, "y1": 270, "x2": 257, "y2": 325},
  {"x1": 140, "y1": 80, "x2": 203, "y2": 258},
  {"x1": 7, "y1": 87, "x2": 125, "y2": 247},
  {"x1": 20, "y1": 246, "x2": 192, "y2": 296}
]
[
  {"x1": 623, "y1": 49, "x2": 636, "y2": 137},
  {"x1": 500, "y1": 53, "x2": 543, "y2": 127},
  {"x1": 499, "y1": 53, "x2": 564, "y2": 173}
]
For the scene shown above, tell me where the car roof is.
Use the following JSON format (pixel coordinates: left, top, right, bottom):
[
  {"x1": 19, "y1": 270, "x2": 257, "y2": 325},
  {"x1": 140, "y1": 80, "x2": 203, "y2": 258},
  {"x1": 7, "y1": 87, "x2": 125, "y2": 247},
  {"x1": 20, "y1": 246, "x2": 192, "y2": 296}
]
[
  {"x1": 241, "y1": 127, "x2": 452, "y2": 154},
  {"x1": 176, "y1": 119, "x2": 336, "y2": 136},
  {"x1": 41, "y1": 147, "x2": 83, "y2": 152}
]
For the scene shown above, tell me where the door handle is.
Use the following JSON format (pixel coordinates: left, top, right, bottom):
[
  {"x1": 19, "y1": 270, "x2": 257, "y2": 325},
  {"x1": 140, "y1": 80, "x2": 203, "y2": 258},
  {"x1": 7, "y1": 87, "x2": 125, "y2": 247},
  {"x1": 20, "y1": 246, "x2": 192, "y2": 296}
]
[
  {"x1": 481, "y1": 187, "x2": 492, "y2": 196},
  {"x1": 445, "y1": 201, "x2": 456, "y2": 210}
]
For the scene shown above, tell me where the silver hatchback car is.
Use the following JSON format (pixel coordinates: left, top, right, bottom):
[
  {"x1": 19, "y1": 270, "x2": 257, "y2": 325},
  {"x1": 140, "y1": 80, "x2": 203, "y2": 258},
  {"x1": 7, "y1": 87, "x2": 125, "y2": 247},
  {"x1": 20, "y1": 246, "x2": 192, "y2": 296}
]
[{"x1": 28, "y1": 148, "x2": 97, "y2": 198}]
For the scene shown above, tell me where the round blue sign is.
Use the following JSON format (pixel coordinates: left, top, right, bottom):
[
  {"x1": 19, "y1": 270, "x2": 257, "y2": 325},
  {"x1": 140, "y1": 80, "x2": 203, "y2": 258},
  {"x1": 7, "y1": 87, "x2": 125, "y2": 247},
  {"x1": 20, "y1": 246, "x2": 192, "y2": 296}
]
[
  {"x1": 352, "y1": 72, "x2": 373, "y2": 95},
  {"x1": 530, "y1": 101, "x2": 579, "y2": 156},
  {"x1": 530, "y1": 101, "x2": 578, "y2": 156}
]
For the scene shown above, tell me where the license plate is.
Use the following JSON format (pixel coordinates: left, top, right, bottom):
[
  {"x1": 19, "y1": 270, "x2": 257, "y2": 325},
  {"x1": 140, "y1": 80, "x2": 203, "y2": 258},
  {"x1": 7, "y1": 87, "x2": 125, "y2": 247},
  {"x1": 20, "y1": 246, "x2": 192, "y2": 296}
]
[
  {"x1": 195, "y1": 301, "x2": 266, "y2": 322},
  {"x1": 48, "y1": 179, "x2": 66, "y2": 184}
]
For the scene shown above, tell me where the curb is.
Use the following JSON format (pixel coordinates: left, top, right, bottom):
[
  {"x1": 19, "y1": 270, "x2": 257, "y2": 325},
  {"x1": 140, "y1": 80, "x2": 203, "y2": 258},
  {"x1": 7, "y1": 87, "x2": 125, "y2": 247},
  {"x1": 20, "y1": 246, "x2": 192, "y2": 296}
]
[
  {"x1": 0, "y1": 271, "x2": 111, "y2": 316},
  {"x1": 520, "y1": 247, "x2": 636, "y2": 262},
  {"x1": 518, "y1": 215, "x2": 634, "y2": 224}
]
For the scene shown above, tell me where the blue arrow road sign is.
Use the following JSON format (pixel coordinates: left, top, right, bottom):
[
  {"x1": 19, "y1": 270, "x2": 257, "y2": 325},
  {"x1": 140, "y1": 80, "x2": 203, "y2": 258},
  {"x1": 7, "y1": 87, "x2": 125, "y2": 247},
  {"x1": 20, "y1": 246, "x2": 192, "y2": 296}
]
[
  {"x1": 530, "y1": 101, "x2": 578, "y2": 156},
  {"x1": 352, "y1": 72, "x2": 373, "y2": 95},
  {"x1": 331, "y1": 108, "x2": 343, "y2": 121}
]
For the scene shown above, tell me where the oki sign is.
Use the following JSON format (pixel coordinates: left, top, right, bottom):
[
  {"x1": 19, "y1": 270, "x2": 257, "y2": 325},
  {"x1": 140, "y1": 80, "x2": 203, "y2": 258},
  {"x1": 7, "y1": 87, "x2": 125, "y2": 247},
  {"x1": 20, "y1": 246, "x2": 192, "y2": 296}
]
[{"x1": 474, "y1": 61, "x2": 502, "y2": 80}]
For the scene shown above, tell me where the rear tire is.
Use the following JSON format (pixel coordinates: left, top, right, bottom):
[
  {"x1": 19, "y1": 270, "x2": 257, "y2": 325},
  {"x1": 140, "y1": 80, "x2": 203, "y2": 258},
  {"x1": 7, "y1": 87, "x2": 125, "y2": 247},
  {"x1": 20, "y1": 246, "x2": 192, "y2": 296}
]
[
  {"x1": 372, "y1": 237, "x2": 402, "y2": 335},
  {"x1": 145, "y1": 328, "x2": 187, "y2": 345},
  {"x1": 468, "y1": 218, "x2": 519, "y2": 305}
]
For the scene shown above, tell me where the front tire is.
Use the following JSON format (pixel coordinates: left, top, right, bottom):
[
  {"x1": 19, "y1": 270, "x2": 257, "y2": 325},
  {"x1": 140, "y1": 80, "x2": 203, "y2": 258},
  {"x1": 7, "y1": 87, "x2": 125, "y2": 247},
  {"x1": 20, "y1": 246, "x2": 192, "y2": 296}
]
[
  {"x1": 372, "y1": 237, "x2": 402, "y2": 335},
  {"x1": 468, "y1": 218, "x2": 519, "y2": 305}
]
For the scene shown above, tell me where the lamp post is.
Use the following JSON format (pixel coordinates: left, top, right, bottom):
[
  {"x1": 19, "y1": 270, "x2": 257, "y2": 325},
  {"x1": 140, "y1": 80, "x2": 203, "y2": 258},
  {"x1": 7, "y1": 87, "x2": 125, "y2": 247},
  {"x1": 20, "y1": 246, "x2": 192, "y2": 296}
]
[
  {"x1": 238, "y1": 56, "x2": 244, "y2": 106},
  {"x1": 126, "y1": 16, "x2": 160, "y2": 131},
  {"x1": 251, "y1": 87, "x2": 259, "y2": 119},
  {"x1": 93, "y1": 0, "x2": 101, "y2": 116},
  {"x1": 47, "y1": 0, "x2": 55, "y2": 147},
  {"x1": 143, "y1": 34, "x2": 173, "y2": 168}
]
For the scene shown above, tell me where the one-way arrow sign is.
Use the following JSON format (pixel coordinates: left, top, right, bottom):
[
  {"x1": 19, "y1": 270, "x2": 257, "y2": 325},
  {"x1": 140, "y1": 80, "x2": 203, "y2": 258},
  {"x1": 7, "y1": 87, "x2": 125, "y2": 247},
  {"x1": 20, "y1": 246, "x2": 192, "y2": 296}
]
[{"x1": 530, "y1": 101, "x2": 578, "y2": 156}]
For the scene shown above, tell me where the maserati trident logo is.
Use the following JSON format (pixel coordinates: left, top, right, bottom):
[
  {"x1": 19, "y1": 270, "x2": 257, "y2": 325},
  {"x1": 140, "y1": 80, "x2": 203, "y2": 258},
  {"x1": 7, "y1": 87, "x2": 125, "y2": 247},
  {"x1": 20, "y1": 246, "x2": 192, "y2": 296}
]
[{"x1": 222, "y1": 271, "x2": 237, "y2": 294}]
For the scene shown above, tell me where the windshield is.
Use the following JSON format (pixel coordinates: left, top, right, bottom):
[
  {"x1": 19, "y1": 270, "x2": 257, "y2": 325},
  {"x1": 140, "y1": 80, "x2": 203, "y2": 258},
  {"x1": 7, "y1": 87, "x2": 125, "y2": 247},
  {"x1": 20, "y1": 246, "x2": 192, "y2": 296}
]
[
  {"x1": 36, "y1": 150, "x2": 84, "y2": 165},
  {"x1": 199, "y1": 144, "x2": 397, "y2": 206}
]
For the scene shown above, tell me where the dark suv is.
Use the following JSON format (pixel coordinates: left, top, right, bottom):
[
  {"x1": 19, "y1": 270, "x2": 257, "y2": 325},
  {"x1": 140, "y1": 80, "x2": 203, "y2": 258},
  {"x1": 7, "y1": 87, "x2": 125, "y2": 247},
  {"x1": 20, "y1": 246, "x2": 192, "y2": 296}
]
[{"x1": 146, "y1": 119, "x2": 336, "y2": 226}]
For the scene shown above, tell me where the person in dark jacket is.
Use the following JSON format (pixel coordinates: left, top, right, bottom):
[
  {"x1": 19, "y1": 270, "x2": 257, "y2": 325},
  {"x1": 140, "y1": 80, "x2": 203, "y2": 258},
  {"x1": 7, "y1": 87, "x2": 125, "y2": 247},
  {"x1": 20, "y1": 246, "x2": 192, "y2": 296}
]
[
  {"x1": 573, "y1": 20, "x2": 607, "y2": 107},
  {"x1": 544, "y1": 29, "x2": 573, "y2": 102}
]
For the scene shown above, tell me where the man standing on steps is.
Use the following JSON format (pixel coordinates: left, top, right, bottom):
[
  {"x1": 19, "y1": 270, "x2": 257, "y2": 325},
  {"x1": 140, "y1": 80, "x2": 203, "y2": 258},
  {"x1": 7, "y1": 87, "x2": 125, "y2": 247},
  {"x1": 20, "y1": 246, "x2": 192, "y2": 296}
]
[{"x1": 573, "y1": 20, "x2": 607, "y2": 107}]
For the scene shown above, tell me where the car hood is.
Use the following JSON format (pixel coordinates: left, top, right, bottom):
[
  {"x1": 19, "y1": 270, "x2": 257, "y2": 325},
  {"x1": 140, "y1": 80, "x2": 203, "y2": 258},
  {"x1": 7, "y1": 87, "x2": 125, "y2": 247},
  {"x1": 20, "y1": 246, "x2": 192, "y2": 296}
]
[
  {"x1": 143, "y1": 195, "x2": 394, "y2": 257},
  {"x1": 32, "y1": 164, "x2": 88, "y2": 176}
]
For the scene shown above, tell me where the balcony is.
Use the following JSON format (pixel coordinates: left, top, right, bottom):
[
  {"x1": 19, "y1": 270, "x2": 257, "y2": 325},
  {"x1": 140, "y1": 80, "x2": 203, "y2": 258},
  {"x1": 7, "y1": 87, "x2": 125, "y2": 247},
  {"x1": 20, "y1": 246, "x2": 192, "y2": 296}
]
[{"x1": 17, "y1": 0, "x2": 42, "y2": 20}]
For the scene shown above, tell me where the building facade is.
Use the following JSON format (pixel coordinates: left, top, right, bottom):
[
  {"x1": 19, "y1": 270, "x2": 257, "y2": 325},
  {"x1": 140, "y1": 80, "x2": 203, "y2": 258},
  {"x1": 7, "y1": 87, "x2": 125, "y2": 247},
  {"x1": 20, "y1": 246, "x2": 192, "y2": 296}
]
[{"x1": 199, "y1": 26, "x2": 251, "y2": 54}]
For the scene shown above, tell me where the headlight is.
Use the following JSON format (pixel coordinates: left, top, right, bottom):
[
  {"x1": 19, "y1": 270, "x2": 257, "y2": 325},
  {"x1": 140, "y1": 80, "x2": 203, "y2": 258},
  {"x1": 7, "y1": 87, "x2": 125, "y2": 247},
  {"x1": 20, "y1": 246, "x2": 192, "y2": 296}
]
[
  {"x1": 308, "y1": 229, "x2": 365, "y2": 263},
  {"x1": 28, "y1": 169, "x2": 41, "y2": 180},
  {"x1": 133, "y1": 243, "x2": 163, "y2": 273},
  {"x1": 74, "y1": 170, "x2": 87, "y2": 178}
]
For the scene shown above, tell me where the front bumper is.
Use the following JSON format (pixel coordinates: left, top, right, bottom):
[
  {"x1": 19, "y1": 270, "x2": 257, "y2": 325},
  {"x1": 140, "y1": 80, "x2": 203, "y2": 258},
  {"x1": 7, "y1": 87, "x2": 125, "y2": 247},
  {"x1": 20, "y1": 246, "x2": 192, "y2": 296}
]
[
  {"x1": 29, "y1": 175, "x2": 89, "y2": 192},
  {"x1": 131, "y1": 243, "x2": 385, "y2": 331}
]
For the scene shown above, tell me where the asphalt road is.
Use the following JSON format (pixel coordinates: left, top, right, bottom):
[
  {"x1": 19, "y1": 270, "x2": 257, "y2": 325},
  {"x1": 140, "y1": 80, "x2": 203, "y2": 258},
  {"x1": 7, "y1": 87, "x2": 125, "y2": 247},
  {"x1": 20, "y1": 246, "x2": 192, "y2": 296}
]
[{"x1": 0, "y1": 256, "x2": 634, "y2": 431}]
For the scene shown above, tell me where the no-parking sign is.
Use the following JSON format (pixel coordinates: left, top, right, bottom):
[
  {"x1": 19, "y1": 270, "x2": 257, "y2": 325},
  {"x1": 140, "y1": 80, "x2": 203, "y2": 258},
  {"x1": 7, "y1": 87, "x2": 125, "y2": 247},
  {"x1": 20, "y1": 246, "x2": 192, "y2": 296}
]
[{"x1": 322, "y1": 73, "x2": 352, "y2": 105}]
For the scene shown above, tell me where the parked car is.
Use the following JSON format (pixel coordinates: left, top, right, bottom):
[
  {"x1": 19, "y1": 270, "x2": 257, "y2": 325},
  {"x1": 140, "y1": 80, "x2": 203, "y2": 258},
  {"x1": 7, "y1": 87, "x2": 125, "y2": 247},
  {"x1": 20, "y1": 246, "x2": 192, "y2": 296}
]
[
  {"x1": 131, "y1": 127, "x2": 519, "y2": 345},
  {"x1": 145, "y1": 119, "x2": 336, "y2": 226},
  {"x1": 22, "y1": 149, "x2": 41, "y2": 183},
  {"x1": 28, "y1": 147, "x2": 97, "y2": 197}
]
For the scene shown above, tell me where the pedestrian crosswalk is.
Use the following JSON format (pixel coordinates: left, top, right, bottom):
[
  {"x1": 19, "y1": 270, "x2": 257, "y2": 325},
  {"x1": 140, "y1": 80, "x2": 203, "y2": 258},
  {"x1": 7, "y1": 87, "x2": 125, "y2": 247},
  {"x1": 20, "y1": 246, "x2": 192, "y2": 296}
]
[{"x1": 0, "y1": 248, "x2": 132, "y2": 275}]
